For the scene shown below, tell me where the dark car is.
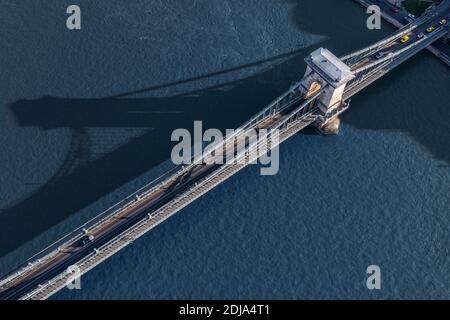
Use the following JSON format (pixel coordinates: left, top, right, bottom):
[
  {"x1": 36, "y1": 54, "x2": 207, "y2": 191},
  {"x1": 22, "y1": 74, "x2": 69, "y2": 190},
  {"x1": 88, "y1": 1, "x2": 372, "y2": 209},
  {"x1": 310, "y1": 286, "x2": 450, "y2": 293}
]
[
  {"x1": 375, "y1": 52, "x2": 386, "y2": 59},
  {"x1": 77, "y1": 234, "x2": 95, "y2": 247}
]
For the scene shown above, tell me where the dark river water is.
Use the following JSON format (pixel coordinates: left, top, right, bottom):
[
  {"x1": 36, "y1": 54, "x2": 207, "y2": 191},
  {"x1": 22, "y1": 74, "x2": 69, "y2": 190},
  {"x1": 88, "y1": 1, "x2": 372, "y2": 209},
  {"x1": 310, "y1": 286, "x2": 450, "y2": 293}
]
[{"x1": 0, "y1": 0, "x2": 449, "y2": 299}]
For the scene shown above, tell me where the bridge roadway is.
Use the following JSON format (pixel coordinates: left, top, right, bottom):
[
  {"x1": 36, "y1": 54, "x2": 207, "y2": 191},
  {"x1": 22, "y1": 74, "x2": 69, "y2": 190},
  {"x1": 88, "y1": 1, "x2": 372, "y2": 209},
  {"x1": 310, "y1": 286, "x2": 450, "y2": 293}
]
[
  {"x1": 344, "y1": 27, "x2": 449, "y2": 98},
  {"x1": 0, "y1": 85, "x2": 321, "y2": 300},
  {"x1": 0, "y1": 0, "x2": 449, "y2": 300},
  {"x1": 343, "y1": 0, "x2": 450, "y2": 98}
]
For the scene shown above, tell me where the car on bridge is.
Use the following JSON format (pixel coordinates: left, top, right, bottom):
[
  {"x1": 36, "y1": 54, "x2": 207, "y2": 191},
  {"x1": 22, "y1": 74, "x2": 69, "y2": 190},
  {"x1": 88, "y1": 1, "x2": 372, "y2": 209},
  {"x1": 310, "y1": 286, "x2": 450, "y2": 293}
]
[
  {"x1": 440, "y1": 19, "x2": 447, "y2": 25},
  {"x1": 400, "y1": 35, "x2": 410, "y2": 43},
  {"x1": 375, "y1": 52, "x2": 386, "y2": 59},
  {"x1": 76, "y1": 234, "x2": 95, "y2": 247},
  {"x1": 417, "y1": 33, "x2": 425, "y2": 39},
  {"x1": 427, "y1": 26, "x2": 435, "y2": 33}
]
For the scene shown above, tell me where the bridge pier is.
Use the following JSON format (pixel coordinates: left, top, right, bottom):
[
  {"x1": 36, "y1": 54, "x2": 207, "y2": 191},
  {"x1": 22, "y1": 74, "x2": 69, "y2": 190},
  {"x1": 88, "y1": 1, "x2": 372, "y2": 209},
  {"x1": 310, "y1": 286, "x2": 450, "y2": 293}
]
[
  {"x1": 319, "y1": 116, "x2": 341, "y2": 135},
  {"x1": 301, "y1": 48, "x2": 355, "y2": 134}
]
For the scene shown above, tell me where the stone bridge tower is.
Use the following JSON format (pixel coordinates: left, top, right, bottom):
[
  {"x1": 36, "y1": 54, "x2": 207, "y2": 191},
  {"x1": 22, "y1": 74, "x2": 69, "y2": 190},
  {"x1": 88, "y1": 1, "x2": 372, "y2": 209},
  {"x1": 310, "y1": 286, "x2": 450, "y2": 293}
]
[{"x1": 300, "y1": 48, "x2": 355, "y2": 134}]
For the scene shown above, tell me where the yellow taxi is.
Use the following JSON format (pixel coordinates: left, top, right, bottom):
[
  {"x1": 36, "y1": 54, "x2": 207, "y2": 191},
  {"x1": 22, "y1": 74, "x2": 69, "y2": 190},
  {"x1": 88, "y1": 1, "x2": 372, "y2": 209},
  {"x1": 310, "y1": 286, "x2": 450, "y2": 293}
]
[
  {"x1": 427, "y1": 26, "x2": 435, "y2": 33},
  {"x1": 400, "y1": 35, "x2": 410, "y2": 43}
]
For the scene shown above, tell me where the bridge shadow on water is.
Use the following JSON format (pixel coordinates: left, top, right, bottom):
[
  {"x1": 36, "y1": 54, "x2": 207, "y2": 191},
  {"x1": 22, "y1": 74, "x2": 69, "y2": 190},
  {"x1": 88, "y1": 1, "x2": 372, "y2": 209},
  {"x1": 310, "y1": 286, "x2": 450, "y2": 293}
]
[{"x1": 1, "y1": 48, "x2": 315, "y2": 258}]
